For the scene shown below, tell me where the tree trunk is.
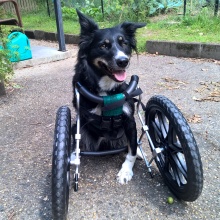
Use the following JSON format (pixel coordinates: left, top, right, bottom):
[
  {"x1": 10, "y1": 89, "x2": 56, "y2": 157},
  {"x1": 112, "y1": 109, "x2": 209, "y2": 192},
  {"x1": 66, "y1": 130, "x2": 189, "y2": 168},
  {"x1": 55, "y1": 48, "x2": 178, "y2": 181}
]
[{"x1": 0, "y1": 79, "x2": 6, "y2": 96}]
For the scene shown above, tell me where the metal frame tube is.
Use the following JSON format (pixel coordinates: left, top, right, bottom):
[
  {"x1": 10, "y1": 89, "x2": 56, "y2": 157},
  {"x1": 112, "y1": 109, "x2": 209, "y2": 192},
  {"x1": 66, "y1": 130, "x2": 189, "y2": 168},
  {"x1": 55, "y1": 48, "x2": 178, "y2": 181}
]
[
  {"x1": 54, "y1": 0, "x2": 66, "y2": 51},
  {"x1": 74, "y1": 88, "x2": 81, "y2": 166}
]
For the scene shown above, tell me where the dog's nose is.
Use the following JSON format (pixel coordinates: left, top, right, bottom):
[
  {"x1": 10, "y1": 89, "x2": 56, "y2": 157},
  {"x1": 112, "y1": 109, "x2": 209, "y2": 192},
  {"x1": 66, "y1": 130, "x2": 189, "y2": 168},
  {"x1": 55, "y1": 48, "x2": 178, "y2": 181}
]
[{"x1": 116, "y1": 58, "x2": 129, "y2": 68}]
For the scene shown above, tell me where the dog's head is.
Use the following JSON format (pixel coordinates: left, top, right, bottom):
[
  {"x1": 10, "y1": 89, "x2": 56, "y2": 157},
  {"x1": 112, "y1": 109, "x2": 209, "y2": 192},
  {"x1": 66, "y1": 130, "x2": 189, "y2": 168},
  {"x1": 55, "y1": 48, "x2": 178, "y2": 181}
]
[{"x1": 76, "y1": 9, "x2": 146, "y2": 83}]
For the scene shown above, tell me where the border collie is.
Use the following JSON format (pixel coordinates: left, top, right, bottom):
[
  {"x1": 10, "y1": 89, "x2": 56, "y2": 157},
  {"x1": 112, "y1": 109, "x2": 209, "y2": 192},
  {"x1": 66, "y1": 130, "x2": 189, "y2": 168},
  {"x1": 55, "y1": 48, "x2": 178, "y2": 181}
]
[{"x1": 72, "y1": 9, "x2": 146, "y2": 184}]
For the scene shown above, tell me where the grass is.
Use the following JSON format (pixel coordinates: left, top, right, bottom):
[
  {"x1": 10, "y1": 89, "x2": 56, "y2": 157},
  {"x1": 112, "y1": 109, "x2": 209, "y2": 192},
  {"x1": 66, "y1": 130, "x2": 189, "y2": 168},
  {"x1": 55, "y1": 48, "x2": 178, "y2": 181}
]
[{"x1": 19, "y1": 9, "x2": 220, "y2": 52}]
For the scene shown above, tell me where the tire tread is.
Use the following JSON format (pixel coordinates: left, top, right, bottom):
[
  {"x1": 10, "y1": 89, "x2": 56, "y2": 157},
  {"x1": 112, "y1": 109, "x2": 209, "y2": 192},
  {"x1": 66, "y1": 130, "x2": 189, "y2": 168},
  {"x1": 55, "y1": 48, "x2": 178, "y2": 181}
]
[
  {"x1": 52, "y1": 106, "x2": 71, "y2": 219},
  {"x1": 146, "y1": 95, "x2": 203, "y2": 201}
]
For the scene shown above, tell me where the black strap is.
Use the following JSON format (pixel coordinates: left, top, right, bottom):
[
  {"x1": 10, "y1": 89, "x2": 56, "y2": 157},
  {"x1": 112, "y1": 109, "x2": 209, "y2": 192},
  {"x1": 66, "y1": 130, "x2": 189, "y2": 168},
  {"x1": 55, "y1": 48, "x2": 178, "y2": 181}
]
[
  {"x1": 133, "y1": 98, "x2": 146, "y2": 111},
  {"x1": 81, "y1": 107, "x2": 123, "y2": 130},
  {"x1": 80, "y1": 107, "x2": 125, "y2": 140}
]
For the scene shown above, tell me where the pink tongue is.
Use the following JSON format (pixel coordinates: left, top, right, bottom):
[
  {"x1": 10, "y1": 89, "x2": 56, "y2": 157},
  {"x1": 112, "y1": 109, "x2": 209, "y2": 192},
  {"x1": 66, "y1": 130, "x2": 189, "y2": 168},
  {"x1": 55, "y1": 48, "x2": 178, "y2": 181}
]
[{"x1": 113, "y1": 71, "x2": 127, "y2": 82}]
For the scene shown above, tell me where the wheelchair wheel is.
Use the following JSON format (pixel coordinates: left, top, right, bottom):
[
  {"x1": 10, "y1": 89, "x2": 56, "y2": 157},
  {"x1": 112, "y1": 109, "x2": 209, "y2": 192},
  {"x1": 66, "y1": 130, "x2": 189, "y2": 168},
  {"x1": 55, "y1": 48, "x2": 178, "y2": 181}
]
[
  {"x1": 52, "y1": 106, "x2": 71, "y2": 220},
  {"x1": 145, "y1": 95, "x2": 203, "y2": 201}
]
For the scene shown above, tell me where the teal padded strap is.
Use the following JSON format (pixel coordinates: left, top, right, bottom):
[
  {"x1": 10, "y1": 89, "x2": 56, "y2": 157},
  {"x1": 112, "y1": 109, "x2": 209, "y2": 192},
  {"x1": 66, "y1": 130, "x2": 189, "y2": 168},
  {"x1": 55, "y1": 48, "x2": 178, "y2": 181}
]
[{"x1": 102, "y1": 93, "x2": 124, "y2": 116}]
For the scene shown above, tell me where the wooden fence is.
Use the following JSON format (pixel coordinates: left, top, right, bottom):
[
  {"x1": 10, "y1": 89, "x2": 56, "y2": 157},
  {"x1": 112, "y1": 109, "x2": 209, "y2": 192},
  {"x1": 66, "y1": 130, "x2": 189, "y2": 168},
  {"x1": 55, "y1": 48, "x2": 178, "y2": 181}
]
[{"x1": 2, "y1": 0, "x2": 38, "y2": 13}]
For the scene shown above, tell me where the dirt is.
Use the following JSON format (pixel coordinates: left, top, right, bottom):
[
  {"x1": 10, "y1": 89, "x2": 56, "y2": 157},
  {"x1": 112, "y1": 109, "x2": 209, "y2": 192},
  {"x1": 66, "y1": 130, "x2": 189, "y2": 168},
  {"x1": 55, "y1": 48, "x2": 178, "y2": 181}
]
[{"x1": 0, "y1": 41, "x2": 220, "y2": 220}]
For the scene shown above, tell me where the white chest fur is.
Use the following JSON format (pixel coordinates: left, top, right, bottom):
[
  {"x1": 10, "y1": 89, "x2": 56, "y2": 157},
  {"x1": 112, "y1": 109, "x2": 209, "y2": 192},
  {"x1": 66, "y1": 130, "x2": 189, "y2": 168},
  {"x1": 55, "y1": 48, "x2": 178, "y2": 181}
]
[{"x1": 98, "y1": 76, "x2": 121, "y2": 91}]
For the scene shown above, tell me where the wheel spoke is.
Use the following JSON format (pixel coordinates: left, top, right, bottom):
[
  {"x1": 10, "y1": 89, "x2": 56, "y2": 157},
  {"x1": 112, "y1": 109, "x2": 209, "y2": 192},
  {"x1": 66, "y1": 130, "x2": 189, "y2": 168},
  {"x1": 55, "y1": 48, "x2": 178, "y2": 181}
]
[
  {"x1": 157, "y1": 111, "x2": 169, "y2": 139},
  {"x1": 152, "y1": 120, "x2": 163, "y2": 140},
  {"x1": 167, "y1": 122, "x2": 173, "y2": 144},
  {"x1": 168, "y1": 157, "x2": 182, "y2": 185},
  {"x1": 166, "y1": 125, "x2": 187, "y2": 184},
  {"x1": 151, "y1": 111, "x2": 169, "y2": 142},
  {"x1": 167, "y1": 126, "x2": 183, "y2": 153},
  {"x1": 169, "y1": 142, "x2": 183, "y2": 153},
  {"x1": 156, "y1": 153, "x2": 165, "y2": 168},
  {"x1": 168, "y1": 154, "x2": 187, "y2": 185},
  {"x1": 171, "y1": 153, "x2": 187, "y2": 179}
]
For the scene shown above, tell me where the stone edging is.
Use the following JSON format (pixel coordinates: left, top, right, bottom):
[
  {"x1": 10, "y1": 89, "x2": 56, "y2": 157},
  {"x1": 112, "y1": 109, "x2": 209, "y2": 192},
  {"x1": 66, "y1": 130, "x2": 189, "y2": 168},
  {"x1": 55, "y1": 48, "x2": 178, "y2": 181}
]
[
  {"x1": 146, "y1": 40, "x2": 220, "y2": 60},
  {"x1": 24, "y1": 30, "x2": 220, "y2": 60},
  {"x1": 24, "y1": 30, "x2": 80, "y2": 44}
]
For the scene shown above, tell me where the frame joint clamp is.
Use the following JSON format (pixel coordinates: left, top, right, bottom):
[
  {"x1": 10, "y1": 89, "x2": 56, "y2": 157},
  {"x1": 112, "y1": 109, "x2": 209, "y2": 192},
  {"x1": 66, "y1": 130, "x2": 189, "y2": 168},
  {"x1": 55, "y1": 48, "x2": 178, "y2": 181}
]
[{"x1": 75, "y1": 133, "x2": 81, "y2": 140}]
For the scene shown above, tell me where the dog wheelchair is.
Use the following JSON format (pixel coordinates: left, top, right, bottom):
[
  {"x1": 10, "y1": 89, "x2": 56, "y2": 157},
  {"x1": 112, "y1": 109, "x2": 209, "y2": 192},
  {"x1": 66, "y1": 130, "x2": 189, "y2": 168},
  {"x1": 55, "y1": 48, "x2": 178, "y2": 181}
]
[{"x1": 51, "y1": 75, "x2": 203, "y2": 219}]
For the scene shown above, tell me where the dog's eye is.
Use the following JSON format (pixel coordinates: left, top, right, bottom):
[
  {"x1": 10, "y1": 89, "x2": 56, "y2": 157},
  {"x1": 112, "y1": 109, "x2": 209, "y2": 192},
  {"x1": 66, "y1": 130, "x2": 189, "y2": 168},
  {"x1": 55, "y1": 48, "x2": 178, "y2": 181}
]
[
  {"x1": 118, "y1": 36, "x2": 123, "y2": 41},
  {"x1": 100, "y1": 43, "x2": 109, "y2": 50},
  {"x1": 118, "y1": 36, "x2": 128, "y2": 47},
  {"x1": 120, "y1": 40, "x2": 128, "y2": 47},
  {"x1": 100, "y1": 44, "x2": 106, "y2": 49}
]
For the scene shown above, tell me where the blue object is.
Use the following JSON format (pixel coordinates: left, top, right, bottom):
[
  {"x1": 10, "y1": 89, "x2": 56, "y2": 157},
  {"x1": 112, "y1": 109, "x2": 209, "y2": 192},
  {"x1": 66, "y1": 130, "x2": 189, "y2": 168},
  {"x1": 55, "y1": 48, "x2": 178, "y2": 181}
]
[{"x1": 6, "y1": 32, "x2": 32, "y2": 62}]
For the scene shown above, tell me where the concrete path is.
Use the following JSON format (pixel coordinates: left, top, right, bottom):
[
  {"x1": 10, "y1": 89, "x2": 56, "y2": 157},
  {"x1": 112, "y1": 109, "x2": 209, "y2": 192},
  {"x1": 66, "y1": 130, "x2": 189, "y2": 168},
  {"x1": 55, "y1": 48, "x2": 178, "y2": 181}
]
[{"x1": 0, "y1": 42, "x2": 219, "y2": 219}]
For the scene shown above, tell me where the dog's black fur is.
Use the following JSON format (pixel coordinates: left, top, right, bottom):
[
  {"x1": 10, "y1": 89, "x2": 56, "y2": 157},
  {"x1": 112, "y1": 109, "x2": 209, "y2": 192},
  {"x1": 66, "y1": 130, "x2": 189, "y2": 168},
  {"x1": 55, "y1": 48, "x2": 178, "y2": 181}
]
[{"x1": 72, "y1": 10, "x2": 145, "y2": 182}]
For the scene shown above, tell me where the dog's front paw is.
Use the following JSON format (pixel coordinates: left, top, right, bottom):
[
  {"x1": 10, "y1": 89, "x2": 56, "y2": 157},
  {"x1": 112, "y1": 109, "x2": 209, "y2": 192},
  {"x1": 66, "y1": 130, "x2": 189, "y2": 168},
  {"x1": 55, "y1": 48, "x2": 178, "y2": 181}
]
[{"x1": 117, "y1": 167, "x2": 133, "y2": 184}]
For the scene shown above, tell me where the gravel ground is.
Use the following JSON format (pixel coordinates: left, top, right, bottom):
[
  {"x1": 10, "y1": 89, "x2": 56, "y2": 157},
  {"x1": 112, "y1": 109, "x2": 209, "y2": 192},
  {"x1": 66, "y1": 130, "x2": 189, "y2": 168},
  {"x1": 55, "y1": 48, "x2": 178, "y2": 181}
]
[{"x1": 0, "y1": 40, "x2": 220, "y2": 220}]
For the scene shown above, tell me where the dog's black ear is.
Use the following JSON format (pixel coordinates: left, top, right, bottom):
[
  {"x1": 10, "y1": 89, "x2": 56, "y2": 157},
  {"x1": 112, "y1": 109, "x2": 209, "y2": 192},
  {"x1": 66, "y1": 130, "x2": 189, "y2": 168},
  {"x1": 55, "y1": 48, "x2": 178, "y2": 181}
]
[
  {"x1": 76, "y1": 9, "x2": 99, "y2": 54},
  {"x1": 121, "y1": 22, "x2": 146, "y2": 34},
  {"x1": 76, "y1": 9, "x2": 99, "y2": 38},
  {"x1": 120, "y1": 22, "x2": 146, "y2": 51}
]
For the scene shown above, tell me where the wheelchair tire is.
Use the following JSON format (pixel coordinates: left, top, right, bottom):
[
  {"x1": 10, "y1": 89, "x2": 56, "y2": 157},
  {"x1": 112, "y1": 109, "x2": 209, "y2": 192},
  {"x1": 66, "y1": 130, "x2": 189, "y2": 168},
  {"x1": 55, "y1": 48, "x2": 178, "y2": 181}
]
[
  {"x1": 52, "y1": 106, "x2": 71, "y2": 220},
  {"x1": 145, "y1": 95, "x2": 203, "y2": 201}
]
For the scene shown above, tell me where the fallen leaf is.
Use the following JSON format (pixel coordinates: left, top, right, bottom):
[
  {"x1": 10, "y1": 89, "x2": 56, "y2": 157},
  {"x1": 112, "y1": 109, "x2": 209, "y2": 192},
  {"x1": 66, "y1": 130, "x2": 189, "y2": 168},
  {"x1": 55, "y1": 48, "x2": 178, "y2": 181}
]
[
  {"x1": 210, "y1": 88, "x2": 220, "y2": 97},
  {"x1": 194, "y1": 81, "x2": 220, "y2": 102},
  {"x1": 187, "y1": 114, "x2": 202, "y2": 123}
]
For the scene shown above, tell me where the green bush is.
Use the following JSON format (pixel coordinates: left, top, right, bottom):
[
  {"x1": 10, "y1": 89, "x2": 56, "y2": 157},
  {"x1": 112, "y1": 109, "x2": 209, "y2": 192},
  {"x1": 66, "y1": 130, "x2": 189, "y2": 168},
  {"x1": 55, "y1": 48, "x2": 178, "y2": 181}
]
[
  {"x1": 0, "y1": 51, "x2": 13, "y2": 82},
  {"x1": 62, "y1": 1, "x2": 103, "y2": 21},
  {"x1": 61, "y1": 0, "x2": 182, "y2": 22},
  {"x1": 0, "y1": 27, "x2": 13, "y2": 82}
]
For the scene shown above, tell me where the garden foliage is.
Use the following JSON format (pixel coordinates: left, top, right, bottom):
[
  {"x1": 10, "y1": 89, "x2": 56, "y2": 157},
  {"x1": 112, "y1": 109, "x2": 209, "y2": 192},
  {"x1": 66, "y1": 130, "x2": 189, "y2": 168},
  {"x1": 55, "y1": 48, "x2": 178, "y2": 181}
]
[
  {"x1": 0, "y1": 27, "x2": 13, "y2": 82},
  {"x1": 61, "y1": 0, "x2": 184, "y2": 22}
]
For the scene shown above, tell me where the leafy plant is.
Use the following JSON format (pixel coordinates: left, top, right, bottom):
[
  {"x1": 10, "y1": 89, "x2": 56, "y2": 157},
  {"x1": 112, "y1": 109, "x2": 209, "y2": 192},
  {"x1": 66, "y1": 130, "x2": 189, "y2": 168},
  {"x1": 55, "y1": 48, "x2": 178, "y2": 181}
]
[
  {"x1": 62, "y1": 0, "x2": 103, "y2": 21},
  {"x1": 61, "y1": 0, "x2": 184, "y2": 22},
  {"x1": 0, "y1": 27, "x2": 13, "y2": 82},
  {"x1": 62, "y1": 6, "x2": 78, "y2": 20}
]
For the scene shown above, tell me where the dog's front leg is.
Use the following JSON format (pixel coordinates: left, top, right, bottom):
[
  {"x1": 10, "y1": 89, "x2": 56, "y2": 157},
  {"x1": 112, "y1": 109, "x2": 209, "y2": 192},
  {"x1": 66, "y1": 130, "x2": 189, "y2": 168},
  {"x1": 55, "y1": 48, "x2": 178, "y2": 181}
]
[{"x1": 117, "y1": 118, "x2": 137, "y2": 184}]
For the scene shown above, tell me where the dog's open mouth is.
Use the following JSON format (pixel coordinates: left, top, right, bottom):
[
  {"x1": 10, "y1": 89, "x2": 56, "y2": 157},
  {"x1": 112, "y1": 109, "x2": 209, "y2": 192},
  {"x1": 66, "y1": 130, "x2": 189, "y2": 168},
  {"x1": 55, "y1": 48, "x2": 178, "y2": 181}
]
[
  {"x1": 112, "y1": 70, "x2": 127, "y2": 82},
  {"x1": 98, "y1": 61, "x2": 127, "y2": 82}
]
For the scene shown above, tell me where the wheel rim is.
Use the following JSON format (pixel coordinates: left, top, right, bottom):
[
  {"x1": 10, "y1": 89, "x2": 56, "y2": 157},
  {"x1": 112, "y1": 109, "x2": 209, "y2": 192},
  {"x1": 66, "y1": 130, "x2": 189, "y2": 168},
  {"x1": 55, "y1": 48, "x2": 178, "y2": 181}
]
[
  {"x1": 66, "y1": 168, "x2": 70, "y2": 213},
  {"x1": 148, "y1": 108, "x2": 187, "y2": 187},
  {"x1": 65, "y1": 148, "x2": 70, "y2": 214}
]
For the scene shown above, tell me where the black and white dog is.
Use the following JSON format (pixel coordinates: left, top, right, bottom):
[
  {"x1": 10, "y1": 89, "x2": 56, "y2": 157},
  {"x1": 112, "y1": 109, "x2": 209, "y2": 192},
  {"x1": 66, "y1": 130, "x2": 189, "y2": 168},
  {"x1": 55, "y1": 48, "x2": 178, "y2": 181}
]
[{"x1": 72, "y1": 10, "x2": 145, "y2": 184}]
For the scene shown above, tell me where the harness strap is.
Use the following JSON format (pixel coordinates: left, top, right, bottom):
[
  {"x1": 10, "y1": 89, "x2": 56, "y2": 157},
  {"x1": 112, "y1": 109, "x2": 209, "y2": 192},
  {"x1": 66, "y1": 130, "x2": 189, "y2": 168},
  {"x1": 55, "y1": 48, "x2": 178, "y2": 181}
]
[
  {"x1": 133, "y1": 97, "x2": 146, "y2": 111},
  {"x1": 102, "y1": 93, "x2": 125, "y2": 116},
  {"x1": 102, "y1": 87, "x2": 143, "y2": 112},
  {"x1": 81, "y1": 107, "x2": 125, "y2": 140}
]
